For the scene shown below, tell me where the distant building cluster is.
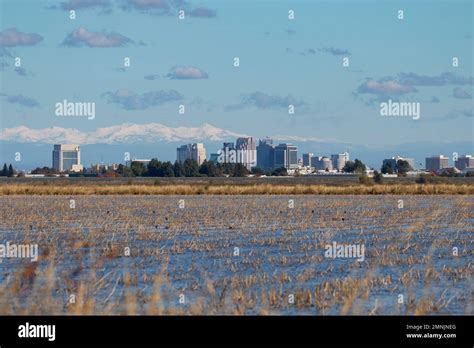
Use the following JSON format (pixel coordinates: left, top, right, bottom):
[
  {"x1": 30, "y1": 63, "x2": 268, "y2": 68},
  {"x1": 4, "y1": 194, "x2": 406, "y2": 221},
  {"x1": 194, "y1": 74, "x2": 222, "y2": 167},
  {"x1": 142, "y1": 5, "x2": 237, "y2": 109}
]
[
  {"x1": 300, "y1": 152, "x2": 349, "y2": 172},
  {"x1": 425, "y1": 154, "x2": 474, "y2": 175},
  {"x1": 211, "y1": 137, "x2": 297, "y2": 171},
  {"x1": 14, "y1": 144, "x2": 472, "y2": 178},
  {"x1": 455, "y1": 154, "x2": 474, "y2": 171}
]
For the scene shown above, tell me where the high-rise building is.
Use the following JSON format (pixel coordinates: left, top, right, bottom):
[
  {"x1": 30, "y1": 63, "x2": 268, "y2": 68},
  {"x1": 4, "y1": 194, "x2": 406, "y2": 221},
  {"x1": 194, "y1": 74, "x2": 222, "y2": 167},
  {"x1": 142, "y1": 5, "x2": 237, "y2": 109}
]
[
  {"x1": 177, "y1": 143, "x2": 206, "y2": 165},
  {"x1": 177, "y1": 144, "x2": 192, "y2": 164},
  {"x1": 425, "y1": 155, "x2": 449, "y2": 171},
  {"x1": 52, "y1": 144, "x2": 82, "y2": 172},
  {"x1": 216, "y1": 142, "x2": 235, "y2": 164},
  {"x1": 193, "y1": 143, "x2": 206, "y2": 165},
  {"x1": 331, "y1": 153, "x2": 349, "y2": 171},
  {"x1": 455, "y1": 155, "x2": 474, "y2": 170},
  {"x1": 303, "y1": 153, "x2": 314, "y2": 167},
  {"x1": 310, "y1": 156, "x2": 322, "y2": 168},
  {"x1": 235, "y1": 137, "x2": 257, "y2": 170},
  {"x1": 274, "y1": 144, "x2": 298, "y2": 169},
  {"x1": 257, "y1": 138, "x2": 275, "y2": 170}
]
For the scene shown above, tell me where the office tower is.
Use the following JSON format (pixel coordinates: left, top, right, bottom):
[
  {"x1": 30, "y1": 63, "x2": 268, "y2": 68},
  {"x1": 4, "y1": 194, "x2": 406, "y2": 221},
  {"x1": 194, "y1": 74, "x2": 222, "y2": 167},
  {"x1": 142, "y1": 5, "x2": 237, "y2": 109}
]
[
  {"x1": 52, "y1": 144, "x2": 81, "y2": 172},
  {"x1": 217, "y1": 142, "x2": 236, "y2": 164},
  {"x1": 177, "y1": 144, "x2": 192, "y2": 164},
  {"x1": 177, "y1": 143, "x2": 206, "y2": 165},
  {"x1": 311, "y1": 156, "x2": 322, "y2": 169},
  {"x1": 192, "y1": 143, "x2": 206, "y2": 165},
  {"x1": 257, "y1": 138, "x2": 275, "y2": 170},
  {"x1": 425, "y1": 155, "x2": 449, "y2": 171},
  {"x1": 331, "y1": 153, "x2": 348, "y2": 171},
  {"x1": 303, "y1": 153, "x2": 314, "y2": 167},
  {"x1": 274, "y1": 144, "x2": 298, "y2": 169},
  {"x1": 455, "y1": 155, "x2": 473, "y2": 170},
  {"x1": 236, "y1": 137, "x2": 257, "y2": 170}
]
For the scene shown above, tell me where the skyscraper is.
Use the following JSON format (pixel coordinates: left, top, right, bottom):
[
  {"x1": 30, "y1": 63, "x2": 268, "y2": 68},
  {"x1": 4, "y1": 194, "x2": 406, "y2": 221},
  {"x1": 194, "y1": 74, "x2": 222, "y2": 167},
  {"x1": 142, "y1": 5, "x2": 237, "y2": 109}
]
[
  {"x1": 177, "y1": 143, "x2": 206, "y2": 165},
  {"x1": 257, "y1": 138, "x2": 274, "y2": 170},
  {"x1": 425, "y1": 155, "x2": 449, "y2": 171},
  {"x1": 235, "y1": 137, "x2": 257, "y2": 170},
  {"x1": 303, "y1": 153, "x2": 314, "y2": 167},
  {"x1": 310, "y1": 156, "x2": 322, "y2": 169},
  {"x1": 52, "y1": 144, "x2": 82, "y2": 172},
  {"x1": 274, "y1": 144, "x2": 298, "y2": 169},
  {"x1": 455, "y1": 155, "x2": 473, "y2": 170},
  {"x1": 217, "y1": 142, "x2": 235, "y2": 164}
]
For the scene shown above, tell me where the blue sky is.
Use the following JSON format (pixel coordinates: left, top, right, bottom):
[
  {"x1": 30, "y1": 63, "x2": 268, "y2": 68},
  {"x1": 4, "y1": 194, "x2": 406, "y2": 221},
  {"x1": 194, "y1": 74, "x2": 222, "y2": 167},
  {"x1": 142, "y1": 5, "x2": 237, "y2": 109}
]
[{"x1": 0, "y1": 0, "x2": 472, "y2": 148}]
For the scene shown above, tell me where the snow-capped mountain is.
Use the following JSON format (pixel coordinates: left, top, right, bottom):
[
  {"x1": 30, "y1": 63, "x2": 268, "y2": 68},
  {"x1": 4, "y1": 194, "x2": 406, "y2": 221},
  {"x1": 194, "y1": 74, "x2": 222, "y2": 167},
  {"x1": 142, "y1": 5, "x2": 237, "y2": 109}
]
[{"x1": 0, "y1": 123, "x2": 248, "y2": 144}]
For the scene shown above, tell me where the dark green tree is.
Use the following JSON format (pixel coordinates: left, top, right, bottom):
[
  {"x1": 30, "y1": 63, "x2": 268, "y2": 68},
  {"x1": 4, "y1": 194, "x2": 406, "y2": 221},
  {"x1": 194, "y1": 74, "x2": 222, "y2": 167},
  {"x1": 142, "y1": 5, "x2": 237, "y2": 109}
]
[
  {"x1": 396, "y1": 160, "x2": 411, "y2": 176},
  {"x1": 173, "y1": 161, "x2": 185, "y2": 177},
  {"x1": 7, "y1": 164, "x2": 15, "y2": 177},
  {"x1": 251, "y1": 167, "x2": 265, "y2": 176},
  {"x1": 199, "y1": 160, "x2": 222, "y2": 177},
  {"x1": 381, "y1": 162, "x2": 394, "y2": 174},
  {"x1": 161, "y1": 161, "x2": 175, "y2": 177},
  {"x1": 343, "y1": 159, "x2": 366, "y2": 173},
  {"x1": 147, "y1": 159, "x2": 162, "y2": 177},
  {"x1": 117, "y1": 164, "x2": 134, "y2": 177},
  {"x1": 272, "y1": 167, "x2": 288, "y2": 176},
  {"x1": 183, "y1": 159, "x2": 199, "y2": 177},
  {"x1": 218, "y1": 162, "x2": 235, "y2": 176},
  {"x1": 198, "y1": 160, "x2": 210, "y2": 176},
  {"x1": 233, "y1": 163, "x2": 249, "y2": 177},
  {"x1": 373, "y1": 170, "x2": 383, "y2": 184},
  {"x1": 130, "y1": 161, "x2": 146, "y2": 176},
  {"x1": 1, "y1": 163, "x2": 7, "y2": 176},
  {"x1": 208, "y1": 161, "x2": 222, "y2": 177}
]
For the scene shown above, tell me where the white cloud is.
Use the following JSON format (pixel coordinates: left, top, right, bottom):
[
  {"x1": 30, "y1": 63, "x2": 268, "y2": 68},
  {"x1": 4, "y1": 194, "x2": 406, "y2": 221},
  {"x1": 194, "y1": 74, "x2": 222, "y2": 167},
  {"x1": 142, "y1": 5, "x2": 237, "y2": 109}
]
[
  {"x1": 166, "y1": 66, "x2": 208, "y2": 80},
  {"x1": 0, "y1": 28, "x2": 43, "y2": 47},
  {"x1": 356, "y1": 79, "x2": 416, "y2": 95},
  {"x1": 62, "y1": 27, "x2": 133, "y2": 47}
]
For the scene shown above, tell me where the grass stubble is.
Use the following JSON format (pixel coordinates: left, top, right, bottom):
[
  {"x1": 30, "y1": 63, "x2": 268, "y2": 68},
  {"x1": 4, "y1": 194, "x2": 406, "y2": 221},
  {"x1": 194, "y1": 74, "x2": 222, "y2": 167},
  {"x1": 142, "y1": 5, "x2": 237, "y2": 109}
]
[
  {"x1": 0, "y1": 182, "x2": 473, "y2": 195},
  {"x1": 0, "y1": 194, "x2": 472, "y2": 315}
]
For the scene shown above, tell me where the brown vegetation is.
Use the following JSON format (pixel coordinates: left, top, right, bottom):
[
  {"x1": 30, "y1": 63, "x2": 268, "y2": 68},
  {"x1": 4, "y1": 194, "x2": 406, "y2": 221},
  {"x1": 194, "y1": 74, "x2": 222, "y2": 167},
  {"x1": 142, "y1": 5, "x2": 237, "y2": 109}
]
[
  {"x1": 0, "y1": 195, "x2": 472, "y2": 315},
  {"x1": 0, "y1": 183, "x2": 472, "y2": 195}
]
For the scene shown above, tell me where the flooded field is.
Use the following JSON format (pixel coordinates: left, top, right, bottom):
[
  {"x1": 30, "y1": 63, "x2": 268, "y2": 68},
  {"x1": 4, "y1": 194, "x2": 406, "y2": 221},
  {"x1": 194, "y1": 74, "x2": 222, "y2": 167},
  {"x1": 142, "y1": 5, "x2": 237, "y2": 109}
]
[{"x1": 0, "y1": 195, "x2": 472, "y2": 315}]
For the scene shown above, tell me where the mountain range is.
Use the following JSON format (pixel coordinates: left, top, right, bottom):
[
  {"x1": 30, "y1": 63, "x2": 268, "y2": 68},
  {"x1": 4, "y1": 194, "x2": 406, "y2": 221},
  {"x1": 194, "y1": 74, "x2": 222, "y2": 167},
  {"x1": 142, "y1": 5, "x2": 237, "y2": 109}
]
[{"x1": 0, "y1": 123, "x2": 472, "y2": 170}]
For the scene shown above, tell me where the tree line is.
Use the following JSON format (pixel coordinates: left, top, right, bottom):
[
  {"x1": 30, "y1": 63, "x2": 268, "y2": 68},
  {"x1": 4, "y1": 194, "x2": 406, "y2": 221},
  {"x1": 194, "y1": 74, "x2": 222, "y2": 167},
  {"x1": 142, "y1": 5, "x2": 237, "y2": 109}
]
[
  {"x1": 115, "y1": 159, "x2": 290, "y2": 177},
  {"x1": 0, "y1": 163, "x2": 15, "y2": 177}
]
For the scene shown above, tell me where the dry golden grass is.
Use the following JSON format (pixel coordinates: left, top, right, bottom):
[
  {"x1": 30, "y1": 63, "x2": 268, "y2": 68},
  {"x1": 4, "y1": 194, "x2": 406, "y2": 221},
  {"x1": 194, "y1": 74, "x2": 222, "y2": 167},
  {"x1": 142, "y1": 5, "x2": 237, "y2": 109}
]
[
  {"x1": 0, "y1": 183, "x2": 472, "y2": 195},
  {"x1": 0, "y1": 195, "x2": 472, "y2": 315}
]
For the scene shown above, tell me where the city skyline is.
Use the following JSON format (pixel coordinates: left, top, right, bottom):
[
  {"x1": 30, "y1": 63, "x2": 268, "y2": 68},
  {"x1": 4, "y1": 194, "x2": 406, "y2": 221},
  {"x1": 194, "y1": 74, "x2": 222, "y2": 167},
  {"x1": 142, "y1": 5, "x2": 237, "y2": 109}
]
[{"x1": 1, "y1": 138, "x2": 472, "y2": 175}]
